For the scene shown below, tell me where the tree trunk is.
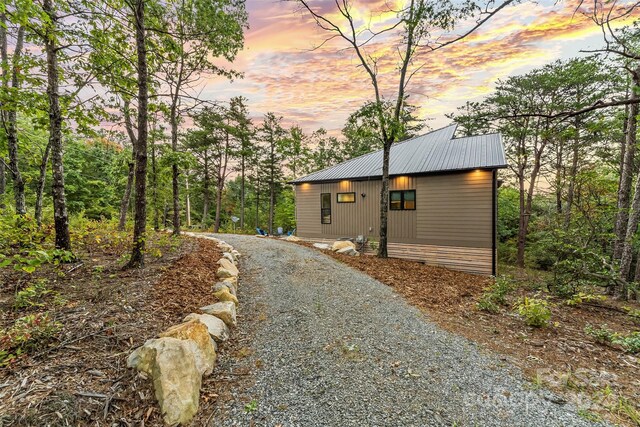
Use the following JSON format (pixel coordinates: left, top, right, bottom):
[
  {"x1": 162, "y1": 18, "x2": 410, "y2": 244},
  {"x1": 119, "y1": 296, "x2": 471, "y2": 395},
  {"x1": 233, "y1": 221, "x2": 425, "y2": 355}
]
[
  {"x1": 214, "y1": 177, "x2": 223, "y2": 233},
  {"x1": 268, "y1": 141, "x2": 275, "y2": 235},
  {"x1": 240, "y1": 154, "x2": 245, "y2": 229},
  {"x1": 554, "y1": 140, "x2": 563, "y2": 215},
  {"x1": 516, "y1": 166, "x2": 526, "y2": 268},
  {"x1": 118, "y1": 150, "x2": 135, "y2": 231},
  {"x1": 163, "y1": 198, "x2": 169, "y2": 228},
  {"x1": 202, "y1": 152, "x2": 210, "y2": 228},
  {"x1": 2, "y1": 24, "x2": 26, "y2": 216},
  {"x1": 118, "y1": 100, "x2": 137, "y2": 231},
  {"x1": 35, "y1": 141, "x2": 52, "y2": 226},
  {"x1": 255, "y1": 176, "x2": 260, "y2": 229},
  {"x1": 44, "y1": 0, "x2": 71, "y2": 251},
  {"x1": 0, "y1": 159, "x2": 5, "y2": 209},
  {"x1": 126, "y1": 0, "x2": 149, "y2": 268},
  {"x1": 377, "y1": 142, "x2": 391, "y2": 257},
  {"x1": 564, "y1": 120, "x2": 580, "y2": 228},
  {"x1": 151, "y1": 130, "x2": 159, "y2": 231},
  {"x1": 619, "y1": 173, "x2": 640, "y2": 289},
  {"x1": 185, "y1": 173, "x2": 191, "y2": 228},
  {"x1": 614, "y1": 69, "x2": 639, "y2": 261},
  {"x1": 171, "y1": 103, "x2": 180, "y2": 236}
]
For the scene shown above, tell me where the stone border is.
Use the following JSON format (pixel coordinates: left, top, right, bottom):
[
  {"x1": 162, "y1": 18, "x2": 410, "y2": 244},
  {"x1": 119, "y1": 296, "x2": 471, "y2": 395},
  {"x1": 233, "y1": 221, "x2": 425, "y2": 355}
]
[{"x1": 127, "y1": 233, "x2": 241, "y2": 426}]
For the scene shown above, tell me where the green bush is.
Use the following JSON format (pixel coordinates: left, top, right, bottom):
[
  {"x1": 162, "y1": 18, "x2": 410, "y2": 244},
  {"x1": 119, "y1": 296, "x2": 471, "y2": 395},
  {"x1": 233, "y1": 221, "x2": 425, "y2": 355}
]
[
  {"x1": 477, "y1": 276, "x2": 513, "y2": 313},
  {"x1": 514, "y1": 295, "x2": 552, "y2": 327},
  {"x1": 0, "y1": 313, "x2": 62, "y2": 366},
  {"x1": 585, "y1": 325, "x2": 640, "y2": 353},
  {"x1": 565, "y1": 292, "x2": 607, "y2": 307},
  {"x1": 14, "y1": 279, "x2": 55, "y2": 310}
]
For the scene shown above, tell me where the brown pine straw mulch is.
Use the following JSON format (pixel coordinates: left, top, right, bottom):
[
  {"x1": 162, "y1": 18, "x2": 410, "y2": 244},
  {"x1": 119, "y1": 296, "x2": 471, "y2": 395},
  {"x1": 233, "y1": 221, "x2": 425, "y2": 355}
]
[
  {"x1": 0, "y1": 235, "x2": 225, "y2": 426},
  {"x1": 294, "y1": 240, "x2": 640, "y2": 426}
]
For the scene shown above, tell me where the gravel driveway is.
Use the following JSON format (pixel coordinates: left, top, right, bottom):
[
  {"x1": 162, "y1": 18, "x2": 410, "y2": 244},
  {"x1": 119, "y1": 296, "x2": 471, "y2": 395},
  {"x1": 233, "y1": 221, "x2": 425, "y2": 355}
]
[{"x1": 209, "y1": 234, "x2": 603, "y2": 427}]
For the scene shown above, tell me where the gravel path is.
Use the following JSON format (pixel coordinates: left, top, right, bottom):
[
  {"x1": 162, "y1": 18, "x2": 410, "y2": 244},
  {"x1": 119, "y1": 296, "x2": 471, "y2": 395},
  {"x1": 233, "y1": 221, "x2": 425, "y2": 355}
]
[{"x1": 211, "y1": 234, "x2": 603, "y2": 427}]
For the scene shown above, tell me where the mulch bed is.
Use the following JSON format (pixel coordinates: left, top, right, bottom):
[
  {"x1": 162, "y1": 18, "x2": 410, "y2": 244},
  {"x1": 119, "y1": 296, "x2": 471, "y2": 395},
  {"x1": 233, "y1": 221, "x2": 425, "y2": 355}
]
[
  {"x1": 0, "y1": 233, "x2": 224, "y2": 426},
  {"x1": 295, "y1": 241, "x2": 640, "y2": 426}
]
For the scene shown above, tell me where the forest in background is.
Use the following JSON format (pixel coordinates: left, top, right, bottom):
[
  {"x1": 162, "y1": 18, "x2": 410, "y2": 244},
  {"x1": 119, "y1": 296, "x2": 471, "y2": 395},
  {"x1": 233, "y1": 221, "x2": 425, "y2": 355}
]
[{"x1": 0, "y1": 0, "x2": 640, "y2": 302}]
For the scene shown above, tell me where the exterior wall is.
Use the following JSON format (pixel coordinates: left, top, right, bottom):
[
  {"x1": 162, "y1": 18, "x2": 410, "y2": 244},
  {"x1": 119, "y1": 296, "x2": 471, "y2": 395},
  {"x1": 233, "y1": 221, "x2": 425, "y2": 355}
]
[{"x1": 294, "y1": 170, "x2": 495, "y2": 274}]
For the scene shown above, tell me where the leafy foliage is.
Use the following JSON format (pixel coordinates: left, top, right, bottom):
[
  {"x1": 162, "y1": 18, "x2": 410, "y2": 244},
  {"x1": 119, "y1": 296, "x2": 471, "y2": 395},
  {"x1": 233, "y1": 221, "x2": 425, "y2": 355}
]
[{"x1": 514, "y1": 295, "x2": 552, "y2": 327}]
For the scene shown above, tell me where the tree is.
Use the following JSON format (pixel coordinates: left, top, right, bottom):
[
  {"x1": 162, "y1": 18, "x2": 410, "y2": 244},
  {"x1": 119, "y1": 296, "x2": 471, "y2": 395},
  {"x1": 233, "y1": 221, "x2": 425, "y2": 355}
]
[
  {"x1": 340, "y1": 100, "x2": 423, "y2": 162},
  {"x1": 0, "y1": 15, "x2": 27, "y2": 215},
  {"x1": 228, "y1": 96, "x2": 253, "y2": 229},
  {"x1": 126, "y1": 0, "x2": 150, "y2": 268},
  {"x1": 157, "y1": 0, "x2": 246, "y2": 236},
  {"x1": 294, "y1": 0, "x2": 515, "y2": 257},
  {"x1": 258, "y1": 113, "x2": 286, "y2": 235}
]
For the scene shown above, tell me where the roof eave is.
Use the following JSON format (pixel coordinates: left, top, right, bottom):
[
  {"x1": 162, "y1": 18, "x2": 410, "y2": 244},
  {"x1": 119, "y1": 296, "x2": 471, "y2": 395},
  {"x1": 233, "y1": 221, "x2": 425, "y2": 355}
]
[{"x1": 289, "y1": 164, "x2": 509, "y2": 185}]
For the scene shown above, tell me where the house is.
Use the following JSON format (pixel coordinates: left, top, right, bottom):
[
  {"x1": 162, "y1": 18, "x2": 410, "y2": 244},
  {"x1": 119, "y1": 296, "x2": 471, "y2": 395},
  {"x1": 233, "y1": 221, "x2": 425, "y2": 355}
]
[{"x1": 290, "y1": 124, "x2": 507, "y2": 275}]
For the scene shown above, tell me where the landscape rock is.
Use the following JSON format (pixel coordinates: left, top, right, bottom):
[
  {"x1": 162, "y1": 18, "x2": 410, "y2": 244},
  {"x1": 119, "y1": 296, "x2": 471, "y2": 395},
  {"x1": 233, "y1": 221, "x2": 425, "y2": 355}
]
[
  {"x1": 337, "y1": 246, "x2": 360, "y2": 256},
  {"x1": 332, "y1": 240, "x2": 356, "y2": 252},
  {"x1": 285, "y1": 235, "x2": 301, "y2": 242},
  {"x1": 218, "y1": 258, "x2": 239, "y2": 275},
  {"x1": 313, "y1": 243, "x2": 331, "y2": 250},
  {"x1": 159, "y1": 320, "x2": 217, "y2": 375},
  {"x1": 255, "y1": 234, "x2": 267, "y2": 238},
  {"x1": 200, "y1": 301, "x2": 237, "y2": 328},
  {"x1": 184, "y1": 313, "x2": 230, "y2": 342},
  {"x1": 216, "y1": 280, "x2": 237, "y2": 296},
  {"x1": 222, "y1": 252, "x2": 236, "y2": 264},
  {"x1": 222, "y1": 276, "x2": 238, "y2": 287},
  {"x1": 231, "y1": 249, "x2": 241, "y2": 258},
  {"x1": 213, "y1": 285, "x2": 239, "y2": 305},
  {"x1": 218, "y1": 242, "x2": 234, "y2": 252},
  {"x1": 127, "y1": 337, "x2": 201, "y2": 426}
]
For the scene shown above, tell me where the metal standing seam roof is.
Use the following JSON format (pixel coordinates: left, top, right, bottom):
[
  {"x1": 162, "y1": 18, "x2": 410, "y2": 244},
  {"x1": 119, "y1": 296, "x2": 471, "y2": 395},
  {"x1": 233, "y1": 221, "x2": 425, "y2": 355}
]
[{"x1": 291, "y1": 124, "x2": 508, "y2": 184}]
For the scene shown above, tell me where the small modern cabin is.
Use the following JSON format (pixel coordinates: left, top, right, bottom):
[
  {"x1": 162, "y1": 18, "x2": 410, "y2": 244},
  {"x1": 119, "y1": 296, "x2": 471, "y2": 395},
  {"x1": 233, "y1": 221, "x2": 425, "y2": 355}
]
[{"x1": 291, "y1": 124, "x2": 507, "y2": 275}]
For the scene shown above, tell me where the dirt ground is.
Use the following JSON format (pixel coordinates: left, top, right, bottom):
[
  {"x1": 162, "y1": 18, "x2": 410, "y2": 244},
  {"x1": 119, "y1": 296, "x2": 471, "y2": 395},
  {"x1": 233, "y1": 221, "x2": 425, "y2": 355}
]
[
  {"x1": 295, "y1": 241, "x2": 640, "y2": 426},
  {"x1": 0, "y1": 232, "x2": 227, "y2": 426}
]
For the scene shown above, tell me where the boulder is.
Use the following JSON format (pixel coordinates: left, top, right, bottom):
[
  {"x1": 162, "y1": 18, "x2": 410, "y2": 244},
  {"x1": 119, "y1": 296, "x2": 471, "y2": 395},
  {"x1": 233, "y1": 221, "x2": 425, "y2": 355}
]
[
  {"x1": 337, "y1": 246, "x2": 359, "y2": 256},
  {"x1": 222, "y1": 252, "x2": 236, "y2": 265},
  {"x1": 218, "y1": 242, "x2": 233, "y2": 252},
  {"x1": 231, "y1": 249, "x2": 241, "y2": 258},
  {"x1": 184, "y1": 313, "x2": 230, "y2": 342},
  {"x1": 222, "y1": 276, "x2": 238, "y2": 288},
  {"x1": 159, "y1": 320, "x2": 216, "y2": 376},
  {"x1": 255, "y1": 234, "x2": 267, "y2": 238},
  {"x1": 200, "y1": 301, "x2": 237, "y2": 328},
  {"x1": 127, "y1": 337, "x2": 201, "y2": 426},
  {"x1": 213, "y1": 285, "x2": 239, "y2": 305},
  {"x1": 285, "y1": 235, "x2": 301, "y2": 242},
  {"x1": 332, "y1": 240, "x2": 356, "y2": 252},
  {"x1": 313, "y1": 243, "x2": 330, "y2": 250},
  {"x1": 218, "y1": 258, "x2": 239, "y2": 275},
  {"x1": 215, "y1": 280, "x2": 237, "y2": 296}
]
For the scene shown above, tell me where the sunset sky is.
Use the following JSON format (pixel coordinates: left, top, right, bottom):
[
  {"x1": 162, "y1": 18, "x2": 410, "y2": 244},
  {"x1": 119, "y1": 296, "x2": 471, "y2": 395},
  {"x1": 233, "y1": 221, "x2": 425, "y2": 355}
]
[{"x1": 205, "y1": 0, "x2": 625, "y2": 135}]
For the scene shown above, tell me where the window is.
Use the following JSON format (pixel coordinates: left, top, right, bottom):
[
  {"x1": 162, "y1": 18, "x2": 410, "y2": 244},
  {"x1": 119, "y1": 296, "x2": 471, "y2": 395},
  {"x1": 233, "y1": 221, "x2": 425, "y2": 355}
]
[
  {"x1": 337, "y1": 192, "x2": 355, "y2": 203},
  {"x1": 390, "y1": 190, "x2": 416, "y2": 210},
  {"x1": 321, "y1": 193, "x2": 331, "y2": 224}
]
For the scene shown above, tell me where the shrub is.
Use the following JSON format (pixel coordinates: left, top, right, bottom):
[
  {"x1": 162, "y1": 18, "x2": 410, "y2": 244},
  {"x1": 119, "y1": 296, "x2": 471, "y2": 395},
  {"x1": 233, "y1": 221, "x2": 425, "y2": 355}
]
[
  {"x1": 477, "y1": 276, "x2": 513, "y2": 313},
  {"x1": 514, "y1": 295, "x2": 552, "y2": 327},
  {"x1": 565, "y1": 292, "x2": 607, "y2": 307},
  {"x1": 0, "y1": 313, "x2": 62, "y2": 366},
  {"x1": 585, "y1": 325, "x2": 640, "y2": 354},
  {"x1": 584, "y1": 324, "x2": 614, "y2": 344},
  {"x1": 14, "y1": 279, "x2": 55, "y2": 310},
  {"x1": 614, "y1": 332, "x2": 640, "y2": 354}
]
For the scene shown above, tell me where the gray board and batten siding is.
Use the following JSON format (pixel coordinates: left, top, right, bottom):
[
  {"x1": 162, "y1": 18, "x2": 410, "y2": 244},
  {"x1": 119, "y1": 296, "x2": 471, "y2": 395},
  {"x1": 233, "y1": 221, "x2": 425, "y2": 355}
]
[{"x1": 292, "y1": 125, "x2": 507, "y2": 275}]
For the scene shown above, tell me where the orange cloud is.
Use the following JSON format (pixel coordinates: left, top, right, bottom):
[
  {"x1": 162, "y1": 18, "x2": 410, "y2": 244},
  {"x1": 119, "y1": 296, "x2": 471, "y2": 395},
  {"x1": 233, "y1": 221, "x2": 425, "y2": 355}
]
[{"x1": 204, "y1": 0, "x2": 640, "y2": 134}]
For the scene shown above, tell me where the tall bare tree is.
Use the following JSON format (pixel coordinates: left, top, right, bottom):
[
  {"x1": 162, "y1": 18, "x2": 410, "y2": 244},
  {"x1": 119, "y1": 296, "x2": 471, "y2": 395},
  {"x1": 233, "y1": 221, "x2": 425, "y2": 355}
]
[{"x1": 295, "y1": 0, "x2": 515, "y2": 256}]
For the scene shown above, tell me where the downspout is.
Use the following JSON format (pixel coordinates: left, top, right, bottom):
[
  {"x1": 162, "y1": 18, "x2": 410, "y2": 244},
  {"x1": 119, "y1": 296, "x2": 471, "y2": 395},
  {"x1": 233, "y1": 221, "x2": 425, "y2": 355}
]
[{"x1": 492, "y1": 169, "x2": 497, "y2": 276}]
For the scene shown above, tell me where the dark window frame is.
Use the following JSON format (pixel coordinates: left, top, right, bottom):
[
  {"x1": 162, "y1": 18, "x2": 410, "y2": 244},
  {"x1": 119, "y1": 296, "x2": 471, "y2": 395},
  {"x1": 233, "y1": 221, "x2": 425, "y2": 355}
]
[
  {"x1": 321, "y1": 193, "x2": 331, "y2": 224},
  {"x1": 389, "y1": 190, "x2": 416, "y2": 211},
  {"x1": 337, "y1": 192, "x2": 356, "y2": 203}
]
